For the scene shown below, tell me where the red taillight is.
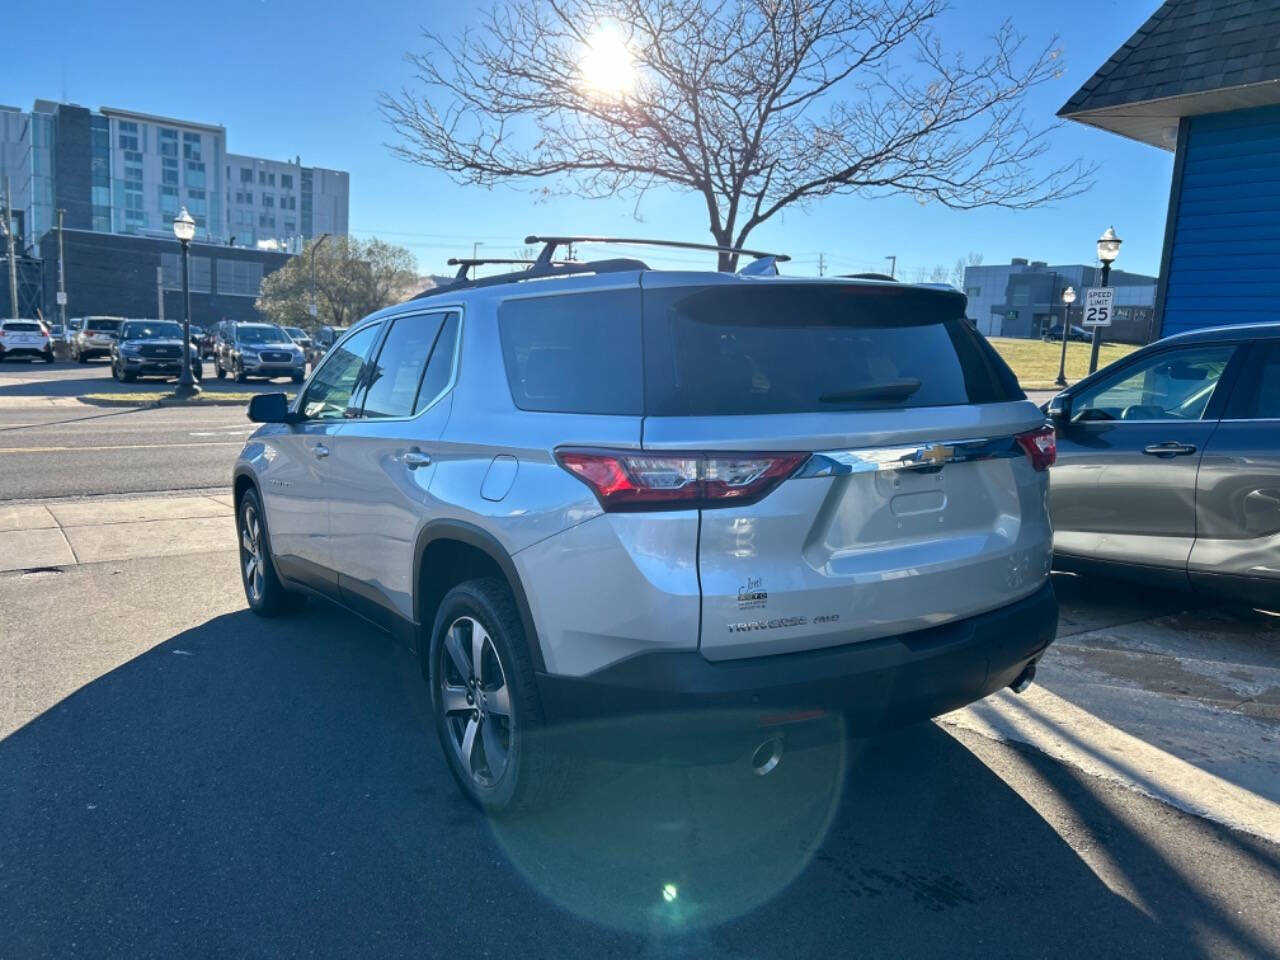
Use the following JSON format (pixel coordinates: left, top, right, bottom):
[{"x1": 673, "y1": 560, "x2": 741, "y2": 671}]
[
  {"x1": 1016, "y1": 425, "x2": 1057, "y2": 471},
  {"x1": 556, "y1": 449, "x2": 808, "y2": 512}
]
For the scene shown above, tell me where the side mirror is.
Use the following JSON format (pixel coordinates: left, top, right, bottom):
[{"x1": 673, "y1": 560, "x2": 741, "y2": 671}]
[
  {"x1": 248, "y1": 392, "x2": 294, "y2": 424},
  {"x1": 1046, "y1": 393, "x2": 1071, "y2": 425}
]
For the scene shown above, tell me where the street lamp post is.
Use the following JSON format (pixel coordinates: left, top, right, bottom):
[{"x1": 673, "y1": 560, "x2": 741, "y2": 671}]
[
  {"x1": 172, "y1": 207, "x2": 200, "y2": 399},
  {"x1": 1088, "y1": 226, "x2": 1122, "y2": 374},
  {"x1": 1055, "y1": 286, "x2": 1077, "y2": 387},
  {"x1": 309, "y1": 233, "x2": 330, "y2": 321}
]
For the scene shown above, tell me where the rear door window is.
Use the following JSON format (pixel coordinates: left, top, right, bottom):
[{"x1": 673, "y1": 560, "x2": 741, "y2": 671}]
[
  {"x1": 415, "y1": 313, "x2": 460, "y2": 414},
  {"x1": 499, "y1": 289, "x2": 642, "y2": 415},
  {"x1": 358, "y1": 312, "x2": 449, "y2": 419},
  {"x1": 641, "y1": 283, "x2": 1021, "y2": 416}
]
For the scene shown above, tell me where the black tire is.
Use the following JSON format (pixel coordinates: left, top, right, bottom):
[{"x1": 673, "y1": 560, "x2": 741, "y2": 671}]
[
  {"x1": 428, "y1": 578, "x2": 571, "y2": 813},
  {"x1": 215, "y1": 357, "x2": 226, "y2": 379},
  {"x1": 121, "y1": 370, "x2": 136, "y2": 383},
  {"x1": 42, "y1": 351, "x2": 54, "y2": 364},
  {"x1": 291, "y1": 372, "x2": 304, "y2": 384},
  {"x1": 234, "y1": 361, "x2": 248, "y2": 384},
  {"x1": 76, "y1": 348, "x2": 87, "y2": 364},
  {"x1": 236, "y1": 487, "x2": 304, "y2": 617}
]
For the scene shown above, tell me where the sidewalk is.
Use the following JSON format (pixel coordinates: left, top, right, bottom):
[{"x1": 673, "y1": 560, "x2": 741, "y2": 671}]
[{"x1": 0, "y1": 493, "x2": 235, "y2": 571}]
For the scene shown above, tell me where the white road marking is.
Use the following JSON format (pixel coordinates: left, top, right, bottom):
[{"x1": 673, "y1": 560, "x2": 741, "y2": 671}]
[
  {"x1": 943, "y1": 685, "x2": 1280, "y2": 845},
  {"x1": 0, "y1": 440, "x2": 244, "y2": 454}
]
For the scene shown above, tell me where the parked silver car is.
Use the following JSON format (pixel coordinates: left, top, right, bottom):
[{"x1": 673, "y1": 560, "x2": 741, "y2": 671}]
[
  {"x1": 232, "y1": 239, "x2": 1059, "y2": 811},
  {"x1": 71, "y1": 316, "x2": 125, "y2": 362},
  {"x1": 1048, "y1": 321, "x2": 1280, "y2": 606}
]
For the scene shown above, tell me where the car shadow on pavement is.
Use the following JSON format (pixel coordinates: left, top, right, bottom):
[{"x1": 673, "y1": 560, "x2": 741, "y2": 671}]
[
  {"x1": 0, "y1": 360, "x2": 291, "y2": 398},
  {"x1": 1, "y1": 602, "x2": 1276, "y2": 958}
]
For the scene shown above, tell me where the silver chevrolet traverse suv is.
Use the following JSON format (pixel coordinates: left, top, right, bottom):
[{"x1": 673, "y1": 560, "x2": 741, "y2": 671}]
[{"x1": 233, "y1": 237, "x2": 1059, "y2": 811}]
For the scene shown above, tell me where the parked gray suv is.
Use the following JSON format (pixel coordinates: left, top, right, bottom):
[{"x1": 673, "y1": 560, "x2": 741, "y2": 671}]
[{"x1": 233, "y1": 238, "x2": 1059, "y2": 811}]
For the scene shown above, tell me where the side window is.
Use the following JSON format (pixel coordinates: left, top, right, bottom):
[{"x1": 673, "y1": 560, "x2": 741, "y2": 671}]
[
  {"x1": 1072, "y1": 345, "x2": 1235, "y2": 423},
  {"x1": 415, "y1": 313, "x2": 460, "y2": 414},
  {"x1": 1233, "y1": 342, "x2": 1280, "y2": 420},
  {"x1": 300, "y1": 323, "x2": 382, "y2": 420},
  {"x1": 359, "y1": 313, "x2": 447, "y2": 419}
]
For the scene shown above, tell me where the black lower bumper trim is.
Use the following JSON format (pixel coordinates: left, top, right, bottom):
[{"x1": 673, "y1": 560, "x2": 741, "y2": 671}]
[{"x1": 535, "y1": 581, "x2": 1057, "y2": 734}]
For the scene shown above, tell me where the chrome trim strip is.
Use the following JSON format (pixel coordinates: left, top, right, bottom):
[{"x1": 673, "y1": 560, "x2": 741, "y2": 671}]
[{"x1": 797, "y1": 436, "x2": 1021, "y2": 477}]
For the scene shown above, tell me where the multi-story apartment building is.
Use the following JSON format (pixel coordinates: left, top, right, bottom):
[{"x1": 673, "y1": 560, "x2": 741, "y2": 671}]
[
  {"x1": 0, "y1": 99, "x2": 348, "y2": 322},
  {"x1": 0, "y1": 99, "x2": 347, "y2": 252},
  {"x1": 225, "y1": 153, "x2": 348, "y2": 251}
]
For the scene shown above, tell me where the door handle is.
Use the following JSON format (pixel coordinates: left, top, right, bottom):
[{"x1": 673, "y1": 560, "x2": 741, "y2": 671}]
[
  {"x1": 1143, "y1": 441, "x2": 1197, "y2": 458},
  {"x1": 313, "y1": 443, "x2": 329, "y2": 459},
  {"x1": 403, "y1": 449, "x2": 432, "y2": 469}
]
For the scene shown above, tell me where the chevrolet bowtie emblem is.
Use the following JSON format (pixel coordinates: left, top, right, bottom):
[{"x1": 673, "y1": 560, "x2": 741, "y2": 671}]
[{"x1": 917, "y1": 444, "x2": 954, "y2": 465}]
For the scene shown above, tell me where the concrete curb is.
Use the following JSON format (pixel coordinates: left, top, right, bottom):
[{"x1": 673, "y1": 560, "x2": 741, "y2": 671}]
[{"x1": 76, "y1": 394, "x2": 261, "y2": 408}]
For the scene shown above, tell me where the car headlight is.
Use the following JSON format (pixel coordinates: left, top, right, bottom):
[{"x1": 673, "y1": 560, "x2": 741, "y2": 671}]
[
  {"x1": 120, "y1": 343, "x2": 141, "y2": 355},
  {"x1": 241, "y1": 349, "x2": 259, "y2": 361}
]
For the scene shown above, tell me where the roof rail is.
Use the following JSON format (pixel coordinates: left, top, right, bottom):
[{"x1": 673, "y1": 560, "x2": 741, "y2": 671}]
[
  {"x1": 446, "y1": 257, "x2": 541, "y2": 282},
  {"x1": 525, "y1": 235, "x2": 790, "y2": 267},
  {"x1": 411, "y1": 257, "x2": 649, "y2": 301}
]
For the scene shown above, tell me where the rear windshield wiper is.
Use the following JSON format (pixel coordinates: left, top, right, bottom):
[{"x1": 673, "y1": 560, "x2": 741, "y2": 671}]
[{"x1": 819, "y1": 378, "x2": 922, "y2": 404}]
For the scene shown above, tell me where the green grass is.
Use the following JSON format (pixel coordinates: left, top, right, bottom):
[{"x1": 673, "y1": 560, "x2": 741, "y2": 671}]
[{"x1": 989, "y1": 337, "x2": 1138, "y2": 390}]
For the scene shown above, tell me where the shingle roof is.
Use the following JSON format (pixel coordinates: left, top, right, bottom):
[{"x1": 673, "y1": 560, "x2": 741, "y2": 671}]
[{"x1": 1059, "y1": 0, "x2": 1280, "y2": 117}]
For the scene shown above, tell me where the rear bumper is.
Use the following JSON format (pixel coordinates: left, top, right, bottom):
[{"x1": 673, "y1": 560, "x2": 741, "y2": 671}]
[{"x1": 535, "y1": 580, "x2": 1057, "y2": 734}]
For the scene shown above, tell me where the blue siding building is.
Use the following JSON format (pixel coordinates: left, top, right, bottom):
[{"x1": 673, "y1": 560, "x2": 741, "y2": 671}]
[{"x1": 1060, "y1": 0, "x2": 1280, "y2": 338}]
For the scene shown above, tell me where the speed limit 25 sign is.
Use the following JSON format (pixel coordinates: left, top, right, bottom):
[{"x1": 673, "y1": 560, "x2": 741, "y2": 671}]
[{"x1": 1082, "y1": 287, "x2": 1114, "y2": 327}]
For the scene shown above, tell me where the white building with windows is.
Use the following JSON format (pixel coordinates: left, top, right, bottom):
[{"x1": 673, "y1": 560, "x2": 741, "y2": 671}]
[
  {"x1": 225, "y1": 153, "x2": 348, "y2": 252},
  {"x1": 0, "y1": 99, "x2": 348, "y2": 253}
]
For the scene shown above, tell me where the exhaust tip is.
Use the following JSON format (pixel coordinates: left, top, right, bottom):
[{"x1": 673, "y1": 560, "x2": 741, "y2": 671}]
[
  {"x1": 1010, "y1": 661, "x2": 1037, "y2": 695},
  {"x1": 750, "y1": 735, "x2": 784, "y2": 776}
]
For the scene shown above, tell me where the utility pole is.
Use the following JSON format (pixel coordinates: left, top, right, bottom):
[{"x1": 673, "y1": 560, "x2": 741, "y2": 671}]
[
  {"x1": 3, "y1": 176, "x2": 18, "y2": 318},
  {"x1": 56, "y1": 210, "x2": 68, "y2": 328},
  {"x1": 309, "y1": 232, "x2": 330, "y2": 324},
  {"x1": 817, "y1": 253, "x2": 827, "y2": 277},
  {"x1": 156, "y1": 265, "x2": 165, "y2": 320},
  {"x1": 884, "y1": 254, "x2": 896, "y2": 279}
]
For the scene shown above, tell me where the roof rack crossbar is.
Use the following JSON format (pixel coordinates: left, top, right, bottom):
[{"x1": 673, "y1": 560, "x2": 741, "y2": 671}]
[{"x1": 525, "y1": 235, "x2": 790, "y2": 264}]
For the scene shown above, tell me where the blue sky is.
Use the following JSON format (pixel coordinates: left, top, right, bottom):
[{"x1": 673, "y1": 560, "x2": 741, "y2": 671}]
[{"x1": 10, "y1": 0, "x2": 1167, "y2": 277}]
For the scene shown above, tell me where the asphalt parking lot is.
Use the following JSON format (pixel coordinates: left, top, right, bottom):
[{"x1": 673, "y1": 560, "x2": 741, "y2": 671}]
[{"x1": 1, "y1": 360, "x2": 1278, "y2": 958}]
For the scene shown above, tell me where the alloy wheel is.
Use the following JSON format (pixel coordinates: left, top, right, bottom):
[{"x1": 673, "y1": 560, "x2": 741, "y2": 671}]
[
  {"x1": 439, "y1": 616, "x2": 513, "y2": 788},
  {"x1": 240, "y1": 504, "x2": 265, "y2": 604}
]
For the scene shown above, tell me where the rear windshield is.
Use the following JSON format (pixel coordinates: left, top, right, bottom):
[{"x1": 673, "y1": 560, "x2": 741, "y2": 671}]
[
  {"x1": 497, "y1": 283, "x2": 1020, "y2": 417},
  {"x1": 642, "y1": 284, "x2": 1022, "y2": 416},
  {"x1": 86, "y1": 319, "x2": 122, "y2": 332},
  {"x1": 3, "y1": 322, "x2": 40, "y2": 332}
]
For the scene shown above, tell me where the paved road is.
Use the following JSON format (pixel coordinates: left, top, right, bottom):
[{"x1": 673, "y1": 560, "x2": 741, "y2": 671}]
[
  {"x1": 0, "y1": 360, "x2": 263, "y2": 500},
  {"x1": 0, "y1": 524, "x2": 1278, "y2": 957}
]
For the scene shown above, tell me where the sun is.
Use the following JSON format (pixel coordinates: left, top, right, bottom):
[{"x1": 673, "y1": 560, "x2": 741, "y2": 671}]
[{"x1": 579, "y1": 27, "x2": 637, "y2": 98}]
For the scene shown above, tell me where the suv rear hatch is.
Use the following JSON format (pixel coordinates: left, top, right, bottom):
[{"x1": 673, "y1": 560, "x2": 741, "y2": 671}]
[{"x1": 637, "y1": 277, "x2": 1053, "y2": 661}]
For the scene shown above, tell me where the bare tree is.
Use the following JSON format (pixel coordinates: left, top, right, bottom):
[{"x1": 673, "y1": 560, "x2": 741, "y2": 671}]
[
  {"x1": 951, "y1": 250, "x2": 984, "y2": 288},
  {"x1": 381, "y1": 0, "x2": 1092, "y2": 270}
]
